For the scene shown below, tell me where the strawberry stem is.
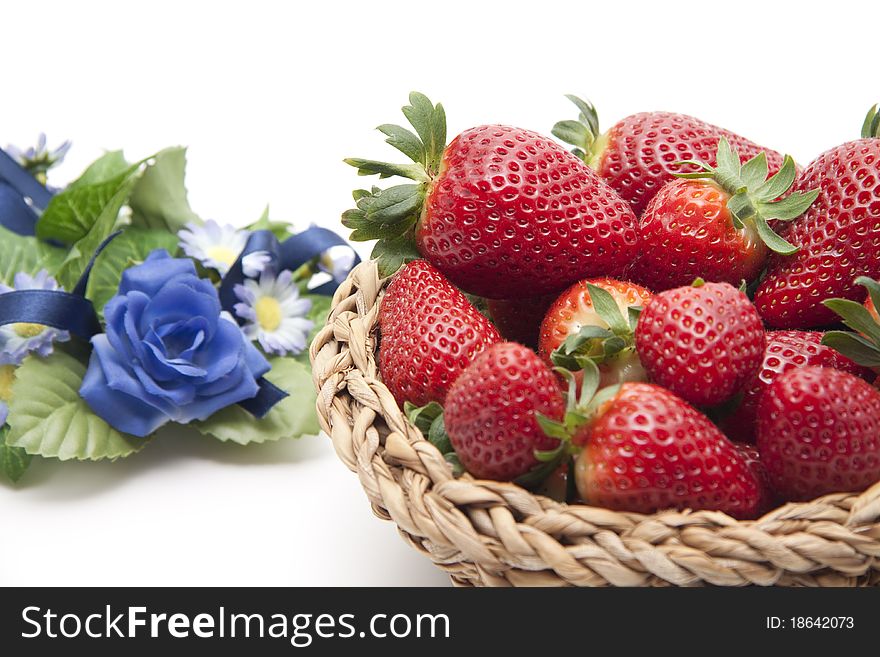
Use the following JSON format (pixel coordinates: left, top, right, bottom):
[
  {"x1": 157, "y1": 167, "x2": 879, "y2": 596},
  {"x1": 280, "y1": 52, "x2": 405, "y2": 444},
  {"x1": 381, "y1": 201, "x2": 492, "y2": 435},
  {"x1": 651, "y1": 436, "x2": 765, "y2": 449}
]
[
  {"x1": 861, "y1": 104, "x2": 880, "y2": 140},
  {"x1": 673, "y1": 138, "x2": 818, "y2": 255},
  {"x1": 342, "y1": 92, "x2": 447, "y2": 275}
]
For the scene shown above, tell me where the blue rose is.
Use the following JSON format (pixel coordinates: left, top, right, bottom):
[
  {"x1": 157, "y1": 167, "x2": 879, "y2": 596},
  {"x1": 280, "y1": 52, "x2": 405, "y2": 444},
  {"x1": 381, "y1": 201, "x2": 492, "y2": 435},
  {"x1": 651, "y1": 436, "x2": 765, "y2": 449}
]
[{"x1": 80, "y1": 250, "x2": 270, "y2": 437}]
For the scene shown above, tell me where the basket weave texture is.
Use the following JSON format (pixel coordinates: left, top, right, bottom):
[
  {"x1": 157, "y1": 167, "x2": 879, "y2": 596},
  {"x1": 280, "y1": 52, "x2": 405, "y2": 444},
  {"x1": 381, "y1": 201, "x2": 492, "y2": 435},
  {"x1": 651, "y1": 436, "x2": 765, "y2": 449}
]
[{"x1": 309, "y1": 260, "x2": 880, "y2": 587}]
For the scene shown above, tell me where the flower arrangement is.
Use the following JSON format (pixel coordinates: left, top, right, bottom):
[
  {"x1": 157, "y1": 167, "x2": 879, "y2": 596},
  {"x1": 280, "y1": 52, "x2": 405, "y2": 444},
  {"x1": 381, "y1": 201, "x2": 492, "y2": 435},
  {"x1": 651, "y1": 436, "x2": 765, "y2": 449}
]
[{"x1": 0, "y1": 137, "x2": 357, "y2": 483}]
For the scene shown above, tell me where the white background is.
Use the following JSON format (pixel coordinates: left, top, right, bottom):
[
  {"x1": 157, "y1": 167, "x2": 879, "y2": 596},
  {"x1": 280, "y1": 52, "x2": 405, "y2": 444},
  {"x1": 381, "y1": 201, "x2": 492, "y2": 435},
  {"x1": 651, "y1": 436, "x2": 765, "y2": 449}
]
[{"x1": 0, "y1": 0, "x2": 875, "y2": 586}]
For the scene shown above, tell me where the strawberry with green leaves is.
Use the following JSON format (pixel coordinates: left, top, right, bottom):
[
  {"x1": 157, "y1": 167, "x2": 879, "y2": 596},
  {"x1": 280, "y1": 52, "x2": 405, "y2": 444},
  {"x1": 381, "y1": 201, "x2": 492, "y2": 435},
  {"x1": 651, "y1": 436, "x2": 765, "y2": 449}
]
[
  {"x1": 538, "y1": 363, "x2": 762, "y2": 518},
  {"x1": 634, "y1": 280, "x2": 765, "y2": 407},
  {"x1": 344, "y1": 93, "x2": 640, "y2": 298},
  {"x1": 631, "y1": 139, "x2": 818, "y2": 291},
  {"x1": 379, "y1": 259, "x2": 501, "y2": 408},
  {"x1": 540, "y1": 278, "x2": 651, "y2": 389},
  {"x1": 755, "y1": 106, "x2": 880, "y2": 328},
  {"x1": 553, "y1": 96, "x2": 790, "y2": 216}
]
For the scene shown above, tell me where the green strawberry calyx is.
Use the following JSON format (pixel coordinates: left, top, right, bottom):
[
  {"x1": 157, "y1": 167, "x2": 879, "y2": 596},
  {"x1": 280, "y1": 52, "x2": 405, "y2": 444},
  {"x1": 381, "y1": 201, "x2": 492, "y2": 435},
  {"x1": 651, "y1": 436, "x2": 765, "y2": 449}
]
[
  {"x1": 552, "y1": 95, "x2": 607, "y2": 170},
  {"x1": 861, "y1": 104, "x2": 880, "y2": 139},
  {"x1": 674, "y1": 138, "x2": 818, "y2": 256},
  {"x1": 343, "y1": 92, "x2": 446, "y2": 276},
  {"x1": 550, "y1": 283, "x2": 642, "y2": 372},
  {"x1": 821, "y1": 277, "x2": 880, "y2": 372},
  {"x1": 536, "y1": 361, "x2": 621, "y2": 455}
]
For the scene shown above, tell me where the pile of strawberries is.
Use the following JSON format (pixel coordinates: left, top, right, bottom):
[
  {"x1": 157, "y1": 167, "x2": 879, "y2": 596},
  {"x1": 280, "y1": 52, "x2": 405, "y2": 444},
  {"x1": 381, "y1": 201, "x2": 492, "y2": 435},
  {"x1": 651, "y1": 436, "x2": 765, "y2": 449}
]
[{"x1": 343, "y1": 94, "x2": 880, "y2": 520}]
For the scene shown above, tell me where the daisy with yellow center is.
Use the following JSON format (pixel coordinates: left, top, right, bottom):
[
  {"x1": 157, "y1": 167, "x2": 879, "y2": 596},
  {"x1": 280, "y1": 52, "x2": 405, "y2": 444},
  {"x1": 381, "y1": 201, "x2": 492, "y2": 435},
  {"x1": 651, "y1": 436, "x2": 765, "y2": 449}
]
[
  {"x1": 178, "y1": 220, "x2": 270, "y2": 277},
  {"x1": 233, "y1": 270, "x2": 314, "y2": 356}
]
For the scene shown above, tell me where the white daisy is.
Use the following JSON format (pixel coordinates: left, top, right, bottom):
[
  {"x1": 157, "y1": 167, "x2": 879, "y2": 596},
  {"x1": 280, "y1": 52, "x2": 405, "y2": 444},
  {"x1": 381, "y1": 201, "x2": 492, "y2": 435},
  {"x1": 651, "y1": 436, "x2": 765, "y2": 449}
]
[
  {"x1": 233, "y1": 270, "x2": 314, "y2": 356},
  {"x1": 178, "y1": 220, "x2": 269, "y2": 277}
]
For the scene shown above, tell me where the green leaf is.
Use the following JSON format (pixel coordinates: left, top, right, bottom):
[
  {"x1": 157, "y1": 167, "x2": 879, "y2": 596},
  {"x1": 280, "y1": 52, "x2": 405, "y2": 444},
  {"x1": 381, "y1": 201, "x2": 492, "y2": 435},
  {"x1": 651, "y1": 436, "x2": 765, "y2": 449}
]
[
  {"x1": 823, "y1": 298, "x2": 880, "y2": 344},
  {"x1": 193, "y1": 358, "x2": 320, "y2": 444},
  {"x1": 0, "y1": 227, "x2": 66, "y2": 284},
  {"x1": 564, "y1": 95, "x2": 600, "y2": 136},
  {"x1": 739, "y1": 152, "x2": 769, "y2": 190},
  {"x1": 343, "y1": 158, "x2": 429, "y2": 182},
  {"x1": 129, "y1": 147, "x2": 202, "y2": 232},
  {"x1": 0, "y1": 426, "x2": 32, "y2": 483},
  {"x1": 246, "y1": 206, "x2": 292, "y2": 241},
  {"x1": 361, "y1": 184, "x2": 424, "y2": 225},
  {"x1": 6, "y1": 350, "x2": 146, "y2": 460},
  {"x1": 53, "y1": 173, "x2": 141, "y2": 291},
  {"x1": 862, "y1": 104, "x2": 880, "y2": 140},
  {"x1": 427, "y1": 413, "x2": 452, "y2": 455},
  {"x1": 755, "y1": 155, "x2": 797, "y2": 201},
  {"x1": 714, "y1": 137, "x2": 741, "y2": 181},
  {"x1": 856, "y1": 276, "x2": 880, "y2": 316},
  {"x1": 68, "y1": 150, "x2": 131, "y2": 187},
  {"x1": 404, "y1": 400, "x2": 444, "y2": 435},
  {"x1": 85, "y1": 227, "x2": 180, "y2": 315},
  {"x1": 378, "y1": 124, "x2": 426, "y2": 165},
  {"x1": 401, "y1": 92, "x2": 446, "y2": 174},
  {"x1": 754, "y1": 215, "x2": 798, "y2": 255},
  {"x1": 370, "y1": 232, "x2": 421, "y2": 277},
  {"x1": 821, "y1": 331, "x2": 880, "y2": 368},
  {"x1": 536, "y1": 413, "x2": 570, "y2": 441},
  {"x1": 759, "y1": 190, "x2": 819, "y2": 221},
  {"x1": 585, "y1": 283, "x2": 630, "y2": 335},
  {"x1": 551, "y1": 120, "x2": 590, "y2": 151},
  {"x1": 36, "y1": 162, "x2": 142, "y2": 244}
]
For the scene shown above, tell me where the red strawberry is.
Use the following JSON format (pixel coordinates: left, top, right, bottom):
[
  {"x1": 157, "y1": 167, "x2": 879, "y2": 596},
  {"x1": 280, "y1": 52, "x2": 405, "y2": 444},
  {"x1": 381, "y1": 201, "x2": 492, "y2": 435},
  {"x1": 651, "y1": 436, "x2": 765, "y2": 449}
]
[
  {"x1": 553, "y1": 96, "x2": 789, "y2": 216},
  {"x1": 630, "y1": 139, "x2": 817, "y2": 290},
  {"x1": 755, "y1": 105, "x2": 880, "y2": 328},
  {"x1": 634, "y1": 281, "x2": 765, "y2": 407},
  {"x1": 721, "y1": 330, "x2": 872, "y2": 443},
  {"x1": 572, "y1": 382, "x2": 761, "y2": 518},
  {"x1": 756, "y1": 366, "x2": 880, "y2": 501},
  {"x1": 444, "y1": 342, "x2": 564, "y2": 481},
  {"x1": 379, "y1": 259, "x2": 501, "y2": 408},
  {"x1": 344, "y1": 92, "x2": 640, "y2": 298},
  {"x1": 486, "y1": 294, "x2": 556, "y2": 350},
  {"x1": 732, "y1": 442, "x2": 776, "y2": 516},
  {"x1": 538, "y1": 277, "x2": 652, "y2": 388}
]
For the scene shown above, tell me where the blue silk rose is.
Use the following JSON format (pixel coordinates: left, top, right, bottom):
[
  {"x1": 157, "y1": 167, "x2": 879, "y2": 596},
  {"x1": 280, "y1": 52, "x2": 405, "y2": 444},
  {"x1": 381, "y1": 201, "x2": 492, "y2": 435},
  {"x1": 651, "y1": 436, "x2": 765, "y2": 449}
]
[{"x1": 80, "y1": 250, "x2": 270, "y2": 437}]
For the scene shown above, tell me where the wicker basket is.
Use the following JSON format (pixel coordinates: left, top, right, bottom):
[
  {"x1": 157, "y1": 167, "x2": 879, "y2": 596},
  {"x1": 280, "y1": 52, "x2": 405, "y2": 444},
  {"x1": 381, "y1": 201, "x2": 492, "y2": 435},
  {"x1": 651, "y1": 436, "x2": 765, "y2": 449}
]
[{"x1": 309, "y1": 260, "x2": 880, "y2": 587}]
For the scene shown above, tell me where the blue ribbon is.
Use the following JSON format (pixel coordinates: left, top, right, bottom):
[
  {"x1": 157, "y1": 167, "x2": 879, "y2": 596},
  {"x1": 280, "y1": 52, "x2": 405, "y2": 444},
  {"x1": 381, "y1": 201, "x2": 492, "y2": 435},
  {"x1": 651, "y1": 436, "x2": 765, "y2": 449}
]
[
  {"x1": 0, "y1": 231, "x2": 119, "y2": 340},
  {"x1": 219, "y1": 225, "x2": 361, "y2": 315},
  {"x1": 0, "y1": 147, "x2": 53, "y2": 236}
]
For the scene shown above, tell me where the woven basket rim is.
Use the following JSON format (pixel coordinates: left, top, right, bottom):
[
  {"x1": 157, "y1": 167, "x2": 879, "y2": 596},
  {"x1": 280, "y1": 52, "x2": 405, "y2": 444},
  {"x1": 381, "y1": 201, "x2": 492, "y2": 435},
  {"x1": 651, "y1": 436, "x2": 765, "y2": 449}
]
[{"x1": 310, "y1": 259, "x2": 880, "y2": 587}]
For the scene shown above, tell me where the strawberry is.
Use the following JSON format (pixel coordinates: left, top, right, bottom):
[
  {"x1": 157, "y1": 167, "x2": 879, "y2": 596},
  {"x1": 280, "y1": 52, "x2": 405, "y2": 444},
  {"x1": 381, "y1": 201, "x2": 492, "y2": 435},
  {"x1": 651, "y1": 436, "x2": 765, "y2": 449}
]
[
  {"x1": 634, "y1": 281, "x2": 765, "y2": 407},
  {"x1": 821, "y1": 276, "x2": 880, "y2": 380},
  {"x1": 486, "y1": 294, "x2": 556, "y2": 350},
  {"x1": 630, "y1": 139, "x2": 817, "y2": 290},
  {"x1": 756, "y1": 366, "x2": 880, "y2": 501},
  {"x1": 568, "y1": 381, "x2": 761, "y2": 518},
  {"x1": 553, "y1": 96, "x2": 789, "y2": 216},
  {"x1": 344, "y1": 92, "x2": 640, "y2": 298},
  {"x1": 538, "y1": 277, "x2": 652, "y2": 389},
  {"x1": 755, "y1": 105, "x2": 880, "y2": 328},
  {"x1": 720, "y1": 329, "x2": 871, "y2": 443},
  {"x1": 379, "y1": 259, "x2": 501, "y2": 408},
  {"x1": 444, "y1": 342, "x2": 564, "y2": 481},
  {"x1": 732, "y1": 442, "x2": 776, "y2": 516}
]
